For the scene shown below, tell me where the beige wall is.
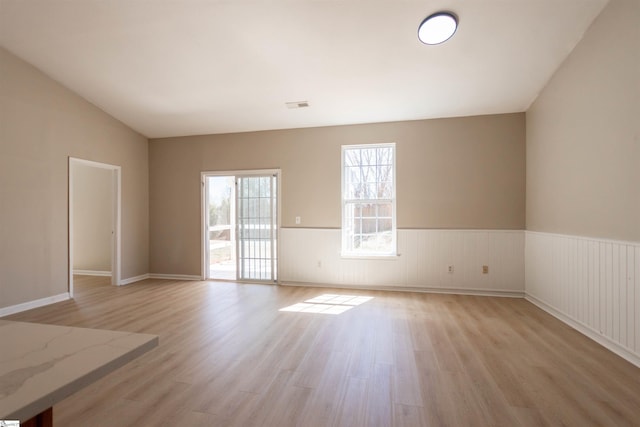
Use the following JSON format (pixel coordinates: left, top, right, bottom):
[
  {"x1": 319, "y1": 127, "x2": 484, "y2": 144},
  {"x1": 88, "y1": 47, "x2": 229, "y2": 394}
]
[
  {"x1": 526, "y1": 0, "x2": 640, "y2": 242},
  {"x1": 72, "y1": 163, "x2": 113, "y2": 272},
  {"x1": 150, "y1": 113, "x2": 525, "y2": 275},
  {"x1": 0, "y1": 47, "x2": 149, "y2": 309}
]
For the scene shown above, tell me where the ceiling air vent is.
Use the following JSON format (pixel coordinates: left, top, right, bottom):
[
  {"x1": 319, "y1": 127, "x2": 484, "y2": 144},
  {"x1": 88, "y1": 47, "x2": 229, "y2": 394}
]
[{"x1": 285, "y1": 101, "x2": 310, "y2": 109}]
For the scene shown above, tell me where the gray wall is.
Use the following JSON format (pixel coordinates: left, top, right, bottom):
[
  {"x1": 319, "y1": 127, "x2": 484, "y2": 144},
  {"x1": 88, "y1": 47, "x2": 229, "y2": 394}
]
[
  {"x1": 0, "y1": 47, "x2": 149, "y2": 309},
  {"x1": 526, "y1": 0, "x2": 640, "y2": 242},
  {"x1": 150, "y1": 113, "x2": 525, "y2": 275}
]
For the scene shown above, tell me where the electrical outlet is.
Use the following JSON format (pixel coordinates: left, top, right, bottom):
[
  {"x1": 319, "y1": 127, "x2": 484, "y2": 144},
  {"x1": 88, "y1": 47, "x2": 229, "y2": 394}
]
[
  {"x1": 448, "y1": 265, "x2": 454, "y2": 273},
  {"x1": 482, "y1": 265, "x2": 489, "y2": 274},
  {"x1": 295, "y1": 216, "x2": 301, "y2": 225},
  {"x1": 317, "y1": 260, "x2": 322, "y2": 268}
]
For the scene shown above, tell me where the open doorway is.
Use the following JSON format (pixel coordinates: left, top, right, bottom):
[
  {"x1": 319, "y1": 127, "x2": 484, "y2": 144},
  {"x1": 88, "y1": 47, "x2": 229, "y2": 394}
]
[
  {"x1": 69, "y1": 158, "x2": 121, "y2": 296},
  {"x1": 202, "y1": 170, "x2": 279, "y2": 283}
]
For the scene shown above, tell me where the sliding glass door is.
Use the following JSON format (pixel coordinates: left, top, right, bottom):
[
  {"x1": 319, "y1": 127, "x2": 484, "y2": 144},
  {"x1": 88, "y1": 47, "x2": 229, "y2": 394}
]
[{"x1": 235, "y1": 174, "x2": 278, "y2": 282}]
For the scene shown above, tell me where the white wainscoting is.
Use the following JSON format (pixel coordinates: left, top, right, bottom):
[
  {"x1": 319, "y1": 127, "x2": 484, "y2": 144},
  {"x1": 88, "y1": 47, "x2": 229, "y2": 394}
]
[
  {"x1": 525, "y1": 231, "x2": 640, "y2": 366},
  {"x1": 280, "y1": 228, "x2": 524, "y2": 296}
]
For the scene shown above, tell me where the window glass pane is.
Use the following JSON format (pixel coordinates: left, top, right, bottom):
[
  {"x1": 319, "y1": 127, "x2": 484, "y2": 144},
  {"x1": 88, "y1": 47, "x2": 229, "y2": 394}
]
[
  {"x1": 248, "y1": 179, "x2": 258, "y2": 197},
  {"x1": 259, "y1": 178, "x2": 267, "y2": 197},
  {"x1": 241, "y1": 198, "x2": 248, "y2": 218},
  {"x1": 378, "y1": 218, "x2": 392, "y2": 232},
  {"x1": 344, "y1": 149, "x2": 360, "y2": 167},
  {"x1": 259, "y1": 198, "x2": 270, "y2": 217},
  {"x1": 345, "y1": 166, "x2": 361, "y2": 199},
  {"x1": 359, "y1": 233, "x2": 391, "y2": 252},
  {"x1": 364, "y1": 166, "x2": 377, "y2": 182},
  {"x1": 352, "y1": 217, "x2": 362, "y2": 235},
  {"x1": 377, "y1": 164, "x2": 392, "y2": 183},
  {"x1": 352, "y1": 235, "x2": 361, "y2": 251},
  {"x1": 377, "y1": 147, "x2": 392, "y2": 166},
  {"x1": 377, "y1": 203, "x2": 393, "y2": 218},
  {"x1": 358, "y1": 183, "x2": 369, "y2": 199},
  {"x1": 361, "y1": 148, "x2": 377, "y2": 165},
  {"x1": 362, "y1": 218, "x2": 377, "y2": 234},
  {"x1": 264, "y1": 225, "x2": 272, "y2": 240},
  {"x1": 241, "y1": 179, "x2": 249, "y2": 198},
  {"x1": 249, "y1": 199, "x2": 258, "y2": 218},
  {"x1": 379, "y1": 181, "x2": 393, "y2": 198},
  {"x1": 358, "y1": 203, "x2": 373, "y2": 218},
  {"x1": 367, "y1": 183, "x2": 378, "y2": 198},
  {"x1": 346, "y1": 166, "x2": 359, "y2": 182}
]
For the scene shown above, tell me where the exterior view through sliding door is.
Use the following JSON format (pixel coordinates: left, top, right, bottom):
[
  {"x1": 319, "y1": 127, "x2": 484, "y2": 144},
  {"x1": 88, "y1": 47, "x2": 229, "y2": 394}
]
[
  {"x1": 203, "y1": 171, "x2": 278, "y2": 282},
  {"x1": 236, "y1": 174, "x2": 278, "y2": 282}
]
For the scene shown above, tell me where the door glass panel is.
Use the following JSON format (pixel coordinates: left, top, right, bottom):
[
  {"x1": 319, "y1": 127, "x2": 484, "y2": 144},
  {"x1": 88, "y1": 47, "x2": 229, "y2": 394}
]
[
  {"x1": 206, "y1": 176, "x2": 235, "y2": 280},
  {"x1": 236, "y1": 175, "x2": 277, "y2": 281}
]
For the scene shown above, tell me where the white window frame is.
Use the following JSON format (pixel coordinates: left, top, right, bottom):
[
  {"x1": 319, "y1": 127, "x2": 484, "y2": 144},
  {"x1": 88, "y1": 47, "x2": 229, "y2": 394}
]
[{"x1": 341, "y1": 143, "x2": 397, "y2": 257}]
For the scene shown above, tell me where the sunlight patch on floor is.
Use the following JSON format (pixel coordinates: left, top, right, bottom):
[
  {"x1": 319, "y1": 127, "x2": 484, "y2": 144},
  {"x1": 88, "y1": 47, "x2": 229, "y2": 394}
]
[{"x1": 279, "y1": 294, "x2": 373, "y2": 315}]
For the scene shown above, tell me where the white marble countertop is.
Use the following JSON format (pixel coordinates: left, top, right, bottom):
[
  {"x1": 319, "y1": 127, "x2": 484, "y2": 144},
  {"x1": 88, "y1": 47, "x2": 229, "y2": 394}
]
[{"x1": 0, "y1": 320, "x2": 158, "y2": 421}]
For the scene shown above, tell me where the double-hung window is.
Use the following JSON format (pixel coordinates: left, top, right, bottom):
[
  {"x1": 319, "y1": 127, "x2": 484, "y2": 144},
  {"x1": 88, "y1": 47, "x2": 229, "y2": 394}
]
[{"x1": 341, "y1": 143, "x2": 396, "y2": 256}]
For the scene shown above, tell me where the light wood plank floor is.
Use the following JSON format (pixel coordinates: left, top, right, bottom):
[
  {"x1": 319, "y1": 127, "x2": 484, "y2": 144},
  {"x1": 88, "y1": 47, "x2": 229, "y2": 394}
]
[{"x1": 4, "y1": 276, "x2": 640, "y2": 426}]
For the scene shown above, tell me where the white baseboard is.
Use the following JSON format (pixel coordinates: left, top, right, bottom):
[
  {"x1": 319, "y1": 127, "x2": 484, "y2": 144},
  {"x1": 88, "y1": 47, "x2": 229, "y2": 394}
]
[
  {"x1": 525, "y1": 293, "x2": 640, "y2": 368},
  {"x1": 148, "y1": 274, "x2": 202, "y2": 281},
  {"x1": 73, "y1": 270, "x2": 111, "y2": 277},
  {"x1": 0, "y1": 292, "x2": 70, "y2": 317},
  {"x1": 120, "y1": 273, "x2": 203, "y2": 285},
  {"x1": 120, "y1": 274, "x2": 150, "y2": 285},
  {"x1": 280, "y1": 281, "x2": 524, "y2": 298}
]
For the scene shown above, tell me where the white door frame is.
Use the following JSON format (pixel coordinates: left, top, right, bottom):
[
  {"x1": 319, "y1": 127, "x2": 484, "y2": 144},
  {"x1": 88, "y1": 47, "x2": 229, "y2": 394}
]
[
  {"x1": 69, "y1": 157, "x2": 122, "y2": 296},
  {"x1": 201, "y1": 169, "x2": 281, "y2": 281}
]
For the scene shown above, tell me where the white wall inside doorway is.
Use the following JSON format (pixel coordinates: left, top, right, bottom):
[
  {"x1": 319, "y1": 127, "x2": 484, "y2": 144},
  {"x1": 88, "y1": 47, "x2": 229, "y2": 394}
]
[
  {"x1": 69, "y1": 158, "x2": 121, "y2": 295},
  {"x1": 72, "y1": 162, "x2": 113, "y2": 274}
]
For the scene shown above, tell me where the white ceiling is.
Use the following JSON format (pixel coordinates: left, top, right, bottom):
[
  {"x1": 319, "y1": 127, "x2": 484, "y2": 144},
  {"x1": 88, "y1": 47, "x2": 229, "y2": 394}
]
[{"x1": 0, "y1": 0, "x2": 609, "y2": 138}]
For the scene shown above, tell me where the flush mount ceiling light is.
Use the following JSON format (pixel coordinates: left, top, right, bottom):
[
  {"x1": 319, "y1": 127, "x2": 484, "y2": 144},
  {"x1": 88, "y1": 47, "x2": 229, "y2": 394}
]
[{"x1": 418, "y1": 12, "x2": 458, "y2": 45}]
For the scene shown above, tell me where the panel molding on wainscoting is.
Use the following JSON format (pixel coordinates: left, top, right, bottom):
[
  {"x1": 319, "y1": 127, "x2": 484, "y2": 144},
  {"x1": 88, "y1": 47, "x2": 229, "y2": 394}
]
[
  {"x1": 525, "y1": 230, "x2": 640, "y2": 367},
  {"x1": 281, "y1": 281, "x2": 524, "y2": 298},
  {"x1": 279, "y1": 228, "x2": 525, "y2": 294},
  {"x1": 0, "y1": 293, "x2": 70, "y2": 317}
]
